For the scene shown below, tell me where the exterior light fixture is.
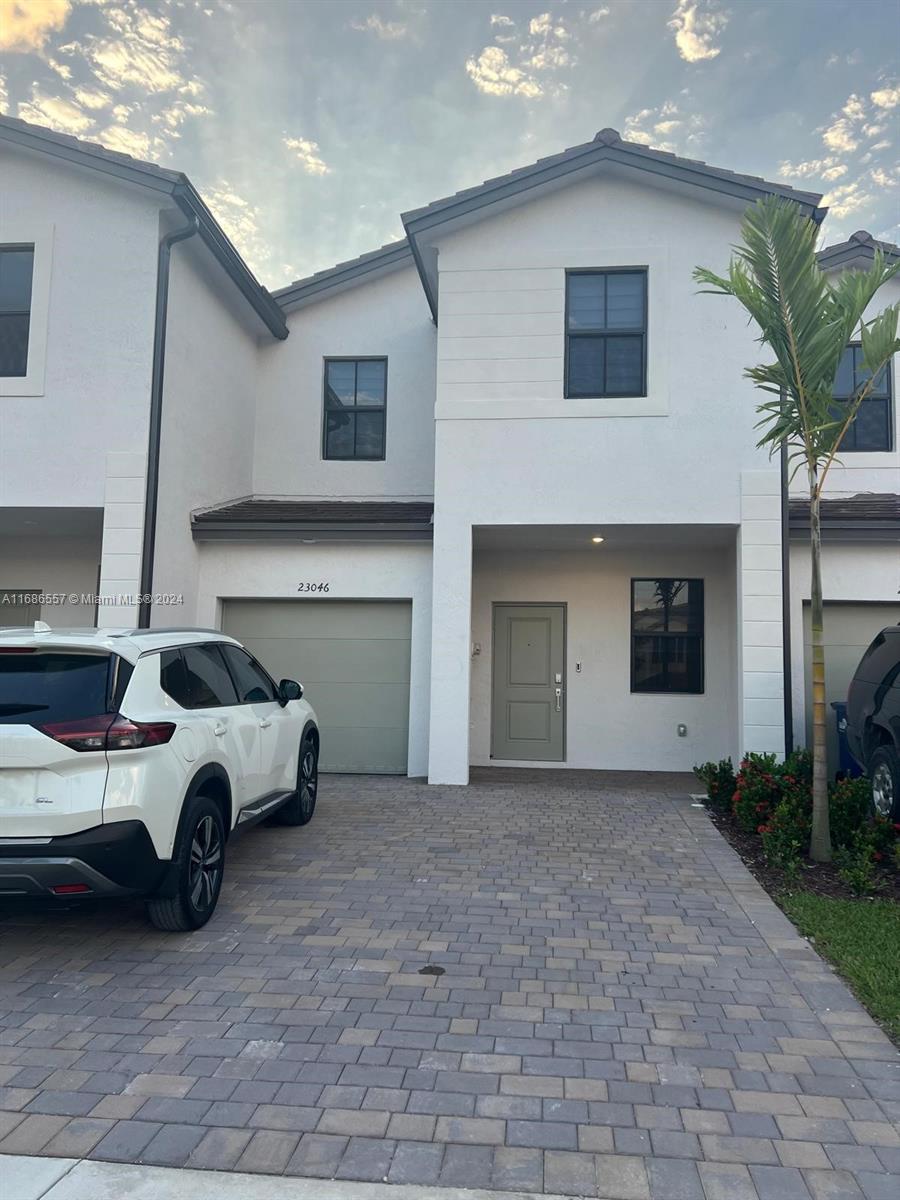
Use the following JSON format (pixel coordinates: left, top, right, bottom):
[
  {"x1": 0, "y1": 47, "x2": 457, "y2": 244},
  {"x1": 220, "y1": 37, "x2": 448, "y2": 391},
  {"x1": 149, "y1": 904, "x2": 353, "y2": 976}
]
[{"x1": 591, "y1": 536, "x2": 604, "y2": 544}]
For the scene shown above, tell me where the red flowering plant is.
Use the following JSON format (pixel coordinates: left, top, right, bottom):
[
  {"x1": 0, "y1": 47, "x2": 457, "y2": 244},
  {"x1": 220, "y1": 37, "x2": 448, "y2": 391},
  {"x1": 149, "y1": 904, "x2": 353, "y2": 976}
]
[{"x1": 732, "y1": 752, "x2": 781, "y2": 833}]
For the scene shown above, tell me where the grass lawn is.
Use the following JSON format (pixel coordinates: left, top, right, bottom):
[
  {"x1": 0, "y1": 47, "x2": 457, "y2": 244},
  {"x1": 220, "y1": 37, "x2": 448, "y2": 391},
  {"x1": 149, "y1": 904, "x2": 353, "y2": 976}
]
[{"x1": 780, "y1": 892, "x2": 900, "y2": 1042}]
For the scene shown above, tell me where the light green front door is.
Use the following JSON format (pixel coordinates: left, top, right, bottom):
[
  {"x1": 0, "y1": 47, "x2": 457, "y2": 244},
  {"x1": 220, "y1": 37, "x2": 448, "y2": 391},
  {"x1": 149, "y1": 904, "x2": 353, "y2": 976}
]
[
  {"x1": 221, "y1": 599, "x2": 411, "y2": 774},
  {"x1": 491, "y1": 604, "x2": 565, "y2": 762}
]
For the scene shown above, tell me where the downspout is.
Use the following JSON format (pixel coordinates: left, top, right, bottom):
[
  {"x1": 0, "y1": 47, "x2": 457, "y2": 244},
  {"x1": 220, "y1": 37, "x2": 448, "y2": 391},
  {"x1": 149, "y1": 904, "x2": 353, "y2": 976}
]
[
  {"x1": 780, "y1": 436, "x2": 794, "y2": 755},
  {"x1": 137, "y1": 214, "x2": 199, "y2": 628}
]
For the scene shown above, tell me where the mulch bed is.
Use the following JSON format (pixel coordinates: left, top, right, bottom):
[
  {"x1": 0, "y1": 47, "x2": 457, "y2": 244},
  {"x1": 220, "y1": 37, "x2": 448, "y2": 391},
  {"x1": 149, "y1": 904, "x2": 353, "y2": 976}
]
[{"x1": 704, "y1": 804, "x2": 900, "y2": 903}]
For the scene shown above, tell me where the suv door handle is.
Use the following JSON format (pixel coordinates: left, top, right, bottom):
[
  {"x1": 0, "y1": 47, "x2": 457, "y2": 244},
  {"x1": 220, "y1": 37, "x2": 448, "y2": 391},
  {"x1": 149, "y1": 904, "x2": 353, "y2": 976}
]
[
  {"x1": 214, "y1": 723, "x2": 227, "y2": 737},
  {"x1": 259, "y1": 719, "x2": 272, "y2": 729}
]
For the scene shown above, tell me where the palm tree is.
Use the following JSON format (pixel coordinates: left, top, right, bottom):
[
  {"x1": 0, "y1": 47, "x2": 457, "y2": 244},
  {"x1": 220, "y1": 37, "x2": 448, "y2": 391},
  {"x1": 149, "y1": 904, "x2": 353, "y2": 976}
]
[{"x1": 695, "y1": 197, "x2": 899, "y2": 862}]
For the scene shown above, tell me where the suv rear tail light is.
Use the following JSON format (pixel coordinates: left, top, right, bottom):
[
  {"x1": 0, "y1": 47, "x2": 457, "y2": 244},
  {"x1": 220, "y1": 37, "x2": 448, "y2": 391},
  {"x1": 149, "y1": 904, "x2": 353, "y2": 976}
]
[
  {"x1": 51, "y1": 883, "x2": 91, "y2": 895},
  {"x1": 39, "y1": 714, "x2": 176, "y2": 752}
]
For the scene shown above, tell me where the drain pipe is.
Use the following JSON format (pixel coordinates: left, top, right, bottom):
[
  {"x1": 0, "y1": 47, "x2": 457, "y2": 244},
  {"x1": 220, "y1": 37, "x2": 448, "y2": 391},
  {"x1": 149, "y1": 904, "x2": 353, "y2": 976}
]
[
  {"x1": 780, "y1": 437, "x2": 794, "y2": 756},
  {"x1": 137, "y1": 215, "x2": 199, "y2": 628}
]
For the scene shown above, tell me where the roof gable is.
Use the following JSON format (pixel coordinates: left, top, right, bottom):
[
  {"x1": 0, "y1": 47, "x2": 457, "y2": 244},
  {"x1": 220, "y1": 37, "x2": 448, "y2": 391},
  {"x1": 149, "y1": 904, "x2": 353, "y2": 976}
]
[
  {"x1": 274, "y1": 239, "x2": 413, "y2": 312},
  {"x1": 0, "y1": 114, "x2": 287, "y2": 340},
  {"x1": 817, "y1": 230, "x2": 900, "y2": 272},
  {"x1": 401, "y1": 127, "x2": 826, "y2": 322}
]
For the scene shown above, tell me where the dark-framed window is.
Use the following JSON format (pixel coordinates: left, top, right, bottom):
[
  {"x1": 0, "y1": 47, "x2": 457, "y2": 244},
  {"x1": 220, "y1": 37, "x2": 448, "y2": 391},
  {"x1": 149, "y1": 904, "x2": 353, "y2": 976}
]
[
  {"x1": 831, "y1": 343, "x2": 893, "y2": 452},
  {"x1": 565, "y1": 268, "x2": 647, "y2": 398},
  {"x1": 323, "y1": 357, "x2": 386, "y2": 460},
  {"x1": 631, "y1": 578, "x2": 704, "y2": 694},
  {"x1": 0, "y1": 245, "x2": 35, "y2": 378}
]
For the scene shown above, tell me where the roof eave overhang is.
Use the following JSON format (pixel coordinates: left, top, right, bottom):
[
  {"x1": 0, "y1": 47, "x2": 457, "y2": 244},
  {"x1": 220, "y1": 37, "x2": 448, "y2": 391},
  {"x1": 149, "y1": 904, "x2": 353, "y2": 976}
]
[
  {"x1": 192, "y1": 521, "x2": 434, "y2": 542},
  {"x1": 0, "y1": 120, "x2": 287, "y2": 340},
  {"x1": 789, "y1": 519, "x2": 900, "y2": 542},
  {"x1": 274, "y1": 245, "x2": 414, "y2": 313},
  {"x1": 401, "y1": 143, "x2": 825, "y2": 324}
]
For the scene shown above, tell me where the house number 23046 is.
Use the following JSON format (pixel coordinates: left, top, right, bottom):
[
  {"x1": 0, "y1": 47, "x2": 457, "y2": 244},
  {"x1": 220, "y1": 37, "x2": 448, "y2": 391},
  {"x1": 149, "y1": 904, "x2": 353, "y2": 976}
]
[{"x1": 298, "y1": 582, "x2": 330, "y2": 593}]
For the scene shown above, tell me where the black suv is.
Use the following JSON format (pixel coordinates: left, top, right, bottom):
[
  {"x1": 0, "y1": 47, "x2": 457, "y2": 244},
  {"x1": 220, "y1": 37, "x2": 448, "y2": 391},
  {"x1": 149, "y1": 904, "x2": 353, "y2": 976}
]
[{"x1": 846, "y1": 625, "x2": 900, "y2": 820}]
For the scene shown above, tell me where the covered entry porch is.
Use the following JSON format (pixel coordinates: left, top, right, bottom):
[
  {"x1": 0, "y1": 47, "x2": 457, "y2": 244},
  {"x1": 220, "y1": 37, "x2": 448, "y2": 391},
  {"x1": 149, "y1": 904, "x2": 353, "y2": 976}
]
[{"x1": 428, "y1": 517, "x2": 785, "y2": 784}]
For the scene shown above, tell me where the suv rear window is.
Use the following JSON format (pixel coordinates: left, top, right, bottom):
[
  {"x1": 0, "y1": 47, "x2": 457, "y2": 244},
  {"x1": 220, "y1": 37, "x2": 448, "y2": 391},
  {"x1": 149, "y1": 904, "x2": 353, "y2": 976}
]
[{"x1": 0, "y1": 650, "x2": 115, "y2": 724}]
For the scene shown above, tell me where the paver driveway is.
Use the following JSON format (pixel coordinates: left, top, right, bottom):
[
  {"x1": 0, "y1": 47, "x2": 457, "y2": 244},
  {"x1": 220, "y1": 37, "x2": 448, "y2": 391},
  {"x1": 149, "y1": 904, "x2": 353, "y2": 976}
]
[{"x1": 0, "y1": 769, "x2": 897, "y2": 1200}]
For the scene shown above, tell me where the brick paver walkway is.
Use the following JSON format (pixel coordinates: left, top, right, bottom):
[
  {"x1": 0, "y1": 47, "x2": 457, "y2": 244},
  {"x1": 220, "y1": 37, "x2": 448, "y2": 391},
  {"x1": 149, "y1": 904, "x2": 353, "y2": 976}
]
[{"x1": 0, "y1": 771, "x2": 897, "y2": 1199}]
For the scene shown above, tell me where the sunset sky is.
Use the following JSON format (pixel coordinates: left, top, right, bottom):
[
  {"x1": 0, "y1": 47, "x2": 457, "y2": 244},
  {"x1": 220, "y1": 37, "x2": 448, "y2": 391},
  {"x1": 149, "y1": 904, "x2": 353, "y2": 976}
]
[{"x1": 1, "y1": 0, "x2": 897, "y2": 288}]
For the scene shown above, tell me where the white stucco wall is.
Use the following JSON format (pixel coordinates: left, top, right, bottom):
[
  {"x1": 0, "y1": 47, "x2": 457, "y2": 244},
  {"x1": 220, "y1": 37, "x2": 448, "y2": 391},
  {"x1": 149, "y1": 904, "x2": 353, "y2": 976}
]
[
  {"x1": 470, "y1": 543, "x2": 738, "y2": 772},
  {"x1": 0, "y1": 533, "x2": 101, "y2": 626},
  {"x1": 150, "y1": 242, "x2": 261, "y2": 624},
  {"x1": 193, "y1": 540, "x2": 433, "y2": 776},
  {"x1": 0, "y1": 145, "x2": 160, "y2": 507},
  {"x1": 253, "y1": 265, "x2": 436, "y2": 500}
]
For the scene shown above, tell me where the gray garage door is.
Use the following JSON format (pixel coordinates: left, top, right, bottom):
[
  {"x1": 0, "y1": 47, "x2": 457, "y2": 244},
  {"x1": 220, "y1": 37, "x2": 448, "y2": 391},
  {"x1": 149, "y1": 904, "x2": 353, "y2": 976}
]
[
  {"x1": 221, "y1": 600, "x2": 411, "y2": 774},
  {"x1": 803, "y1": 602, "x2": 900, "y2": 773}
]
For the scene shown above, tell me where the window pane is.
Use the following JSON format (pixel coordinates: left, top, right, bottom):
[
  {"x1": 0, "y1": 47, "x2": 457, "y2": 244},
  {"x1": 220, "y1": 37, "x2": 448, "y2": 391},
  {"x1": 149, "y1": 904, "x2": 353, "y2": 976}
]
[
  {"x1": 567, "y1": 275, "x2": 605, "y2": 330},
  {"x1": 834, "y1": 346, "x2": 854, "y2": 397},
  {"x1": 221, "y1": 645, "x2": 276, "y2": 704},
  {"x1": 0, "y1": 651, "x2": 110, "y2": 723},
  {"x1": 160, "y1": 650, "x2": 192, "y2": 708},
  {"x1": 857, "y1": 358, "x2": 890, "y2": 399},
  {"x1": 325, "y1": 360, "x2": 355, "y2": 406},
  {"x1": 850, "y1": 398, "x2": 890, "y2": 451},
  {"x1": 356, "y1": 360, "x2": 386, "y2": 406},
  {"x1": 0, "y1": 312, "x2": 30, "y2": 377},
  {"x1": 633, "y1": 579, "x2": 703, "y2": 633},
  {"x1": 604, "y1": 335, "x2": 643, "y2": 394},
  {"x1": 567, "y1": 336, "x2": 604, "y2": 395},
  {"x1": 0, "y1": 248, "x2": 34, "y2": 312},
  {"x1": 354, "y1": 410, "x2": 385, "y2": 458},
  {"x1": 325, "y1": 412, "x2": 355, "y2": 458},
  {"x1": 606, "y1": 272, "x2": 644, "y2": 329},
  {"x1": 632, "y1": 636, "x2": 668, "y2": 692},
  {"x1": 632, "y1": 636, "x2": 702, "y2": 693},
  {"x1": 181, "y1": 645, "x2": 238, "y2": 708}
]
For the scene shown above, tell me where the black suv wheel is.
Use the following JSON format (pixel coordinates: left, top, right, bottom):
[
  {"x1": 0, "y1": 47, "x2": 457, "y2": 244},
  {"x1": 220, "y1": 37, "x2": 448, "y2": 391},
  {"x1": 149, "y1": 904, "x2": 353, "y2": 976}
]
[
  {"x1": 275, "y1": 732, "x2": 319, "y2": 826},
  {"x1": 869, "y1": 745, "x2": 899, "y2": 821},
  {"x1": 147, "y1": 795, "x2": 225, "y2": 931}
]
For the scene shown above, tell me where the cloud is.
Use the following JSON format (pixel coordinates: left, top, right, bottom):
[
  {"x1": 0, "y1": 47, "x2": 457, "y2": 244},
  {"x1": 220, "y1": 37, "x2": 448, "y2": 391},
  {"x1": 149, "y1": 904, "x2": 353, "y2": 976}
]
[
  {"x1": 778, "y1": 156, "x2": 848, "y2": 183},
  {"x1": 0, "y1": 0, "x2": 70, "y2": 52},
  {"x1": 668, "y1": 1, "x2": 728, "y2": 63},
  {"x1": 350, "y1": 14, "x2": 408, "y2": 40},
  {"x1": 870, "y1": 166, "x2": 899, "y2": 189},
  {"x1": 17, "y1": 87, "x2": 93, "y2": 134},
  {"x1": 822, "y1": 116, "x2": 859, "y2": 153},
  {"x1": 624, "y1": 100, "x2": 705, "y2": 154},
  {"x1": 78, "y1": 5, "x2": 195, "y2": 94},
  {"x1": 490, "y1": 13, "x2": 513, "y2": 24},
  {"x1": 0, "y1": 74, "x2": 7, "y2": 115},
  {"x1": 871, "y1": 84, "x2": 900, "y2": 109},
  {"x1": 588, "y1": 7, "x2": 610, "y2": 20},
  {"x1": 822, "y1": 179, "x2": 872, "y2": 219},
  {"x1": 489, "y1": 13, "x2": 516, "y2": 42},
  {"x1": 202, "y1": 181, "x2": 273, "y2": 278},
  {"x1": 97, "y1": 123, "x2": 154, "y2": 158},
  {"x1": 466, "y1": 45, "x2": 543, "y2": 98},
  {"x1": 283, "y1": 135, "x2": 331, "y2": 176}
]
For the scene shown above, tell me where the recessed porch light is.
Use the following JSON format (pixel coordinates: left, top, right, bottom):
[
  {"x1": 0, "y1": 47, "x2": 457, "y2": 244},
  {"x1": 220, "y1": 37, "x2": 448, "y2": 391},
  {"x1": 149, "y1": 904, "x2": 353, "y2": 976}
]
[{"x1": 591, "y1": 536, "x2": 604, "y2": 544}]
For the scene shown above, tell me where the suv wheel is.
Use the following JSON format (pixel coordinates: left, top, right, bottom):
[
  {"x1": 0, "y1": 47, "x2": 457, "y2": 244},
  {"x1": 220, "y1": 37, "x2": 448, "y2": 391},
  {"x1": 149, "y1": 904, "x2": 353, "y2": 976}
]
[
  {"x1": 869, "y1": 745, "x2": 899, "y2": 821},
  {"x1": 275, "y1": 733, "x2": 318, "y2": 826},
  {"x1": 147, "y1": 795, "x2": 225, "y2": 931}
]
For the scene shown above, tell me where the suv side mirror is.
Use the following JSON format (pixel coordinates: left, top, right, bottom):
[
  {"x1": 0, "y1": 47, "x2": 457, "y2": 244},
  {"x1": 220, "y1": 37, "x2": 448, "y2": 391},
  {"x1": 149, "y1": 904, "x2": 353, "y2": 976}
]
[{"x1": 279, "y1": 678, "x2": 303, "y2": 702}]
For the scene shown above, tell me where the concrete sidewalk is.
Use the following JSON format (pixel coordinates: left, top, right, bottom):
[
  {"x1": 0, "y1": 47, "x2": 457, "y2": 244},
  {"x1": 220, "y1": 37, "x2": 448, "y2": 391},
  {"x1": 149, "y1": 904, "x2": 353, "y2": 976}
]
[{"x1": 1, "y1": 1153, "x2": 562, "y2": 1200}]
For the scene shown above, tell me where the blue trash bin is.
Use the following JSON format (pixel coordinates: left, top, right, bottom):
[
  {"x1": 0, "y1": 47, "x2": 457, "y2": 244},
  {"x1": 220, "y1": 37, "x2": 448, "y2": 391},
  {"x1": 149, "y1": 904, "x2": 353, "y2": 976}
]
[{"x1": 830, "y1": 701, "x2": 862, "y2": 779}]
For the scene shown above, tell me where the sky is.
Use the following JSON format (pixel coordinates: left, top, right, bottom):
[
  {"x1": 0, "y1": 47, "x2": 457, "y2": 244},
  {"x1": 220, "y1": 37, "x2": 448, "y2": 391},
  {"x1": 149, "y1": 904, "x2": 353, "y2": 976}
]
[{"x1": 1, "y1": 0, "x2": 898, "y2": 290}]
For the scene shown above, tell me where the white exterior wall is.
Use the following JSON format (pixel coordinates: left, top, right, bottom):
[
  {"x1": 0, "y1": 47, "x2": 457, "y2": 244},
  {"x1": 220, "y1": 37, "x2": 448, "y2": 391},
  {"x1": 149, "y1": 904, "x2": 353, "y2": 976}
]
[
  {"x1": 254, "y1": 266, "x2": 436, "y2": 500},
  {"x1": 0, "y1": 533, "x2": 100, "y2": 626},
  {"x1": 0, "y1": 147, "x2": 159, "y2": 506},
  {"x1": 193, "y1": 541, "x2": 433, "y2": 777},
  {"x1": 150, "y1": 243, "x2": 261, "y2": 624},
  {"x1": 427, "y1": 174, "x2": 783, "y2": 782},
  {"x1": 470, "y1": 544, "x2": 738, "y2": 772}
]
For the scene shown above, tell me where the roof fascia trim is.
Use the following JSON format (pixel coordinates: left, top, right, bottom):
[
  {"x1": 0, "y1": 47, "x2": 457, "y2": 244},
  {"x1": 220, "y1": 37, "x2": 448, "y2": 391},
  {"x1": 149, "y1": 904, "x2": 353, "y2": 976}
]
[{"x1": 275, "y1": 244, "x2": 414, "y2": 312}]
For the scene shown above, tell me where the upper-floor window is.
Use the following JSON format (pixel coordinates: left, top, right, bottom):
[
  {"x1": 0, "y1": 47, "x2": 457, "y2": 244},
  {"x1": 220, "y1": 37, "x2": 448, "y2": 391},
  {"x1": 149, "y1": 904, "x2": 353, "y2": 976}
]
[
  {"x1": 565, "y1": 269, "x2": 647, "y2": 399},
  {"x1": 631, "y1": 578, "x2": 704, "y2": 694},
  {"x1": 323, "y1": 357, "x2": 386, "y2": 460},
  {"x1": 832, "y1": 343, "x2": 893, "y2": 452},
  {"x1": 0, "y1": 246, "x2": 35, "y2": 378}
]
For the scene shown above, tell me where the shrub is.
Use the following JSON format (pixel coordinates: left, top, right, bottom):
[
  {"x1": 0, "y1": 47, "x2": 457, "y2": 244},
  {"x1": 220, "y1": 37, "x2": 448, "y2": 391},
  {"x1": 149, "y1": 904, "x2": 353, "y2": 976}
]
[
  {"x1": 694, "y1": 758, "x2": 736, "y2": 811},
  {"x1": 835, "y1": 828, "x2": 879, "y2": 896},
  {"x1": 829, "y1": 776, "x2": 873, "y2": 851},
  {"x1": 761, "y1": 796, "x2": 810, "y2": 873},
  {"x1": 733, "y1": 752, "x2": 780, "y2": 833}
]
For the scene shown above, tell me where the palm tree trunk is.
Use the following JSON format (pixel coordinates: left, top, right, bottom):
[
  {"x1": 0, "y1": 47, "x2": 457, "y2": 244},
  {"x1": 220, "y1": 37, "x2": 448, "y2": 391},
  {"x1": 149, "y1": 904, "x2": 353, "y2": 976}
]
[{"x1": 808, "y1": 476, "x2": 831, "y2": 862}]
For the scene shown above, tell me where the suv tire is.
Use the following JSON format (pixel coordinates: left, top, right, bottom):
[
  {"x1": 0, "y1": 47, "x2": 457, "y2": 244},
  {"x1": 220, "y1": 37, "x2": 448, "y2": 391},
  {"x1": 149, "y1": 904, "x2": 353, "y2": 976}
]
[
  {"x1": 869, "y1": 745, "x2": 899, "y2": 821},
  {"x1": 275, "y1": 733, "x2": 318, "y2": 826},
  {"x1": 147, "y1": 794, "x2": 225, "y2": 931}
]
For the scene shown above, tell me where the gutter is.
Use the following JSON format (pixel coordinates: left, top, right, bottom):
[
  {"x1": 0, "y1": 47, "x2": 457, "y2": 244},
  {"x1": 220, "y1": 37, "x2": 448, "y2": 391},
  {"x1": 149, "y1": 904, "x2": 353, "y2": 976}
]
[{"x1": 138, "y1": 216, "x2": 200, "y2": 628}]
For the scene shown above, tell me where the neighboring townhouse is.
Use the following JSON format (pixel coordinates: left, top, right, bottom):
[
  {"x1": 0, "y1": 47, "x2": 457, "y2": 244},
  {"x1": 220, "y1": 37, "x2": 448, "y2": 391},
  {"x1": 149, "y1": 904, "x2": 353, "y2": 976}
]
[{"x1": 1, "y1": 116, "x2": 897, "y2": 783}]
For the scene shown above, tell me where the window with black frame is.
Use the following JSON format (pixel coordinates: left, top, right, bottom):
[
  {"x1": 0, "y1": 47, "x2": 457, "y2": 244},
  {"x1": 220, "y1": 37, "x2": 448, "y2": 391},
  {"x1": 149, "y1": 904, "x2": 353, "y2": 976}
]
[
  {"x1": 631, "y1": 578, "x2": 704, "y2": 694},
  {"x1": 0, "y1": 245, "x2": 35, "y2": 378},
  {"x1": 831, "y1": 343, "x2": 893, "y2": 452},
  {"x1": 565, "y1": 269, "x2": 647, "y2": 398},
  {"x1": 323, "y1": 357, "x2": 386, "y2": 460}
]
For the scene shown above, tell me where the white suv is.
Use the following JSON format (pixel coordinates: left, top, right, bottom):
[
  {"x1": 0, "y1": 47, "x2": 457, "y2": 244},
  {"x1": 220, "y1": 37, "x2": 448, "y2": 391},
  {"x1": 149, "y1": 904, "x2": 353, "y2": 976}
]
[{"x1": 0, "y1": 626, "x2": 319, "y2": 931}]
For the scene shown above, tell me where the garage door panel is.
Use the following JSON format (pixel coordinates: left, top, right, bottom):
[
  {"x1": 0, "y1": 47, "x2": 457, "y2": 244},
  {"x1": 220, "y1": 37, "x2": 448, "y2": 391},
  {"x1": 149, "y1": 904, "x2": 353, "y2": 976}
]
[{"x1": 221, "y1": 600, "x2": 411, "y2": 775}]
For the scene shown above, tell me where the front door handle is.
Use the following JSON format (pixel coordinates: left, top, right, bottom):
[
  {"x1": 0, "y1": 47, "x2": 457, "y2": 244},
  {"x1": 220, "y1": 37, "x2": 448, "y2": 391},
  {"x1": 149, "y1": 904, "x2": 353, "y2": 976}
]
[
  {"x1": 259, "y1": 719, "x2": 272, "y2": 729},
  {"x1": 214, "y1": 723, "x2": 227, "y2": 737},
  {"x1": 555, "y1": 687, "x2": 562, "y2": 712}
]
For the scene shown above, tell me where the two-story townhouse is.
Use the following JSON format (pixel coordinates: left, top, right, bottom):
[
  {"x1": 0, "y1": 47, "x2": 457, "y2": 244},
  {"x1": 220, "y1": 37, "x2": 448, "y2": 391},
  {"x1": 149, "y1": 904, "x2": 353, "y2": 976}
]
[
  {"x1": 2, "y1": 116, "x2": 897, "y2": 783},
  {"x1": 0, "y1": 114, "x2": 286, "y2": 631}
]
